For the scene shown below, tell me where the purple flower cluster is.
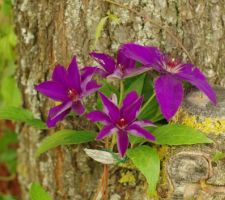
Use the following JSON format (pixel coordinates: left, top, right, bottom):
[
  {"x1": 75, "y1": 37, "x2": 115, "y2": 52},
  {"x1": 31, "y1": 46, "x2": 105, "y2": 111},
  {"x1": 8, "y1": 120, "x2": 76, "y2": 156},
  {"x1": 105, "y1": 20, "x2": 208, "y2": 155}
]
[{"x1": 35, "y1": 43, "x2": 216, "y2": 157}]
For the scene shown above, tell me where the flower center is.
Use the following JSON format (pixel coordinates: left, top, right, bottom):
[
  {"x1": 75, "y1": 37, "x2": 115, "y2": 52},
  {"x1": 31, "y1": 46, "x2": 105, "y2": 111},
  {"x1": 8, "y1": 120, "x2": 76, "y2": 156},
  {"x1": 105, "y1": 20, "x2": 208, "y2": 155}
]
[
  {"x1": 164, "y1": 57, "x2": 182, "y2": 74},
  {"x1": 116, "y1": 118, "x2": 127, "y2": 128},
  {"x1": 67, "y1": 89, "x2": 79, "y2": 102},
  {"x1": 166, "y1": 58, "x2": 179, "y2": 68}
]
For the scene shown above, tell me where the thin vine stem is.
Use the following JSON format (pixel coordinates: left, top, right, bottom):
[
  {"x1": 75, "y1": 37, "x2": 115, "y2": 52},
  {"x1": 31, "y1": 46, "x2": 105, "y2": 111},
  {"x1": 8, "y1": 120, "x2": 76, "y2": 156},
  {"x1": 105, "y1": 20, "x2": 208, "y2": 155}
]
[
  {"x1": 139, "y1": 93, "x2": 156, "y2": 118},
  {"x1": 102, "y1": 0, "x2": 193, "y2": 63},
  {"x1": 118, "y1": 80, "x2": 124, "y2": 106}
]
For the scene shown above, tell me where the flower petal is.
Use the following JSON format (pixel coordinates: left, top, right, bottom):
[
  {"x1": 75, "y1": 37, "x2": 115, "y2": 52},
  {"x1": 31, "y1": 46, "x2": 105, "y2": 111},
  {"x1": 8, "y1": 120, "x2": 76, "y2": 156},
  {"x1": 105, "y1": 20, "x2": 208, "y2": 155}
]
[
  {"x1": 117, "y1": 48, "x2": 135, "y2": 69},
  {"x1": 122, "y1": 96, "x2": 143, "y2": 123},
  {"x1": 35, "y1": 81, "x2": 68, "y2": 101},
  {"x1": 154, "y1": 75, "x2": 183, "y2": 121},
  {"x1": 82, "y1": 80, "x2": 101, "y2": 97},
  {"x1": 99, "y1": 92, "x2": 120, "y2": 123},
  {"x1": 127, "y1": 124, "x2": 155, "y2": 141},
  {"x1": 176, "y1": 64, "x2": 217, "y2": 104},
  {"x1": 67, "y1": 56, "x2": 82, "y2": 92},
  {"x1": 121, "y1": 91, "x2": 139, "y2": 111},
  {"x1": 46, "y1": 101, "x2": 72, "y2": 128},
  {"x1": 132, "y1": 120, "x2": 155, "y2": 127},
  {"x1": 96, "y1": 124, "x2": 117, "y2": 140},
  {"x1": 72, "y1": 101, "x2": 85, "y2": 115},
  {"x1": 81, "y1": 66, "x2": 104, "y2": 80},
  {"x1": 117, "y1": 129, "x2": 129, "y2": 157},
  {"x1": 107, "y1": 68, "x2": 123, "y2": 79},
  {"x1": 52, "y1": 64, "x2": 68, "y2": 85},
  {"x1": 120, "y1": 43, "x2": 163, "y2": 70},
  {"x1": 90, "y1": 52, "x2": 116, "y2": 73},
  {"x1": 86, "y1": 111, "x2": 111, "y2": 125},
  {"x1": 123, "y1": 66, "x2": 150, "y2": 78}
]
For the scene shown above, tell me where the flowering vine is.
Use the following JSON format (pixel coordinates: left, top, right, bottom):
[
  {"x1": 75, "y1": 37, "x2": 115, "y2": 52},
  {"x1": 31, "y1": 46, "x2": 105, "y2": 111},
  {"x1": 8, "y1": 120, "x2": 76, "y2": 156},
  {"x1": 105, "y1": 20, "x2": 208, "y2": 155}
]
[{"x1": 34, "y1": 43, "x2": 216, "y2": 196}]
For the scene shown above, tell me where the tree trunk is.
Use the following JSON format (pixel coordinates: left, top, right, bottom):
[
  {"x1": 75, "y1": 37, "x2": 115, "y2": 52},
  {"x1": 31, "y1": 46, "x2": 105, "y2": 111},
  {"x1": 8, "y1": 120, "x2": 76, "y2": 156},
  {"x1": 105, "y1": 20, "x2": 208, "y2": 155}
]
[{"x1": 13, "y1": 0, "x2": 225, "y2": 199}]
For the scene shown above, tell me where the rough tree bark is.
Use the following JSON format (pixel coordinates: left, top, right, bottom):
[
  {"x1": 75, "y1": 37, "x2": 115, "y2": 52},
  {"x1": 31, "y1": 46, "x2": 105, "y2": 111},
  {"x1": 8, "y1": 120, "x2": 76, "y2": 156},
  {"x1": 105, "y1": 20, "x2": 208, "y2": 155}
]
[{"x1": 13, "y1": 0, "x2": 225, "y2": 199}]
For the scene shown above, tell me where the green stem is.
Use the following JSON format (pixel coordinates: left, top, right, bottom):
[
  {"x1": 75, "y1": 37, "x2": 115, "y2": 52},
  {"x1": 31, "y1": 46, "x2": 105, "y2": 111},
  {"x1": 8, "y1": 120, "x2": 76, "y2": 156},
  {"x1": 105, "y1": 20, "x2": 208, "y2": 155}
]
[
  {"x1": 139, "y1": 93, "x2": 156, "y2": 118},
  {"x1": 119, "y1": 80, "x2": 124, "y2": 106}
]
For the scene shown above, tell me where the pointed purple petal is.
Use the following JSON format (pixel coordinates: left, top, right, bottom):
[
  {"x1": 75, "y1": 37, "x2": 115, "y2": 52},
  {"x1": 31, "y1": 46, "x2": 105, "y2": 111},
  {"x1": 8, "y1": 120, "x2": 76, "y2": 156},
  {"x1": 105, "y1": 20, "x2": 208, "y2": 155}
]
[
  {"x1": 123, "y1": 66, "x2": 151, "y2": 78},
  {"x1": 120, "y1": 43, "x2": 163, "y2": 70},
  {"x1": 72, "y1": 101, "x2": 85, "y2": 115},
  {"x1": 176, "y1": 64, "x2": 217, "y2": 104},
  {"x1": 127, "y1": 124, "x2": 155, "y2": 141},
  {"x1": 86, "y1": 111, "x2": 111, "y2": 125},
  {"x1": 67, "y1": 56, "x2": 81, "y2": 92},
  {"x1": 117, "y1": 48, "x2": 135, "y2": 69},
  {"x1": 46, "y1": 101, "x2": 72, "y2": 128},
  {"x1": 96, "y1": 124, "x2": 117, "y2": 140},
  {"x1": 132, "y1": 120, "x2": 155, "y2": 127},
  {"x1": 81, "y1": 66, "x2": 104, "y2": 80},
  {"x1": 117, "y1": 129, "x2": 129, "y2": 157},
  {"x1": 107, "y1": 68, "x2": 123, "y2": 79},
  {"x1": 35, "y1": 81, "x2": 68, "y2": 101},
  {"x1": 121, "y1": 91, "x2": 138, "y2": 111},
  {"x1": 90, "y1": 52, "x2": 116, "y2": 73},
  {"x1": 154, "y1": 75, "x2": 184, "y2": 121},
  {"x1": 82, "y1": 80, "x2": 101, "y2": 97},
  {"x1": 52, "y1": 64, "x2": 68, "y2": 84},
  {"x1": 122, "y1": 96, "x2": 143, "y2": 123},
  {"x1": 99, "y1": 92, "x2": 120, "y2": 123}
]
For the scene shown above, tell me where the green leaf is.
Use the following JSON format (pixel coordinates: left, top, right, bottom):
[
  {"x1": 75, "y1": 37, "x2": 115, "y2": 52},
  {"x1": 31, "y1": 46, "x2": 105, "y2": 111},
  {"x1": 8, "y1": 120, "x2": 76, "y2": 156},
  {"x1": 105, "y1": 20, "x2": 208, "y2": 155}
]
[
  {"x1": 0, "y1": 130, "x2": 17, "y2": 152},
  {"x1": 0, "y1": 106, "x2": 47, "y2": 129},
  {"x1": 138, "y1": 94, "x2": 164, "y2": 123},
  {"x1": 127, "y1": 146, "x2": 160, "y2": 196},
  {"x1": 212, "y1": 151, "x2": 225, "y2": 161},
  {"x1": 96, "y1": 82, "x2": 119, "y2": 110},
  {"x1": 129, "y1": 127, "x2": 157, "y2": 145},
  {"x1": 136, "y1": 73, "x2": 164, "y2": 122},
  {"x1": 141, "y1": 73, "x2": 154, "y2": 102},
  {"x1": 0, "y1": 149, "x2": 17, "y2": 173},
  {"x1": 30, "y1": 183, "x2": 52, "y2": 200},
  {"x1": 0, "y1": 195, "x2": 16, "y2": 200},
  {"x1": 1, "y1": 76, "x2": 22, "y2": 107},
  {"x1": 151, "y1": 124, "x2": 213, "y2": 145},
  {"x1": 94, "y1": 16, "x2": 109, "y2": 46},
  {"x1": 1, "y1": 0, "x2": 12, "y2": 16},
  {"x1": 124, "y1": 73, "x2": 146, "y2": 95},
  {"x1": 36, "y1": 130, "x2": 96, "y2": 157}
]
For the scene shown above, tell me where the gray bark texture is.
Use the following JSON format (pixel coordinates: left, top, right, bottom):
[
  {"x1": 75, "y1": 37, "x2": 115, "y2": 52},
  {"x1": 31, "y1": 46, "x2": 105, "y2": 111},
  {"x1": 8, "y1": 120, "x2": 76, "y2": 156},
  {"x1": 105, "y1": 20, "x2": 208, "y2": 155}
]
[{"x1": 13, "y1": 0, "x2": 225, "y2": 199}]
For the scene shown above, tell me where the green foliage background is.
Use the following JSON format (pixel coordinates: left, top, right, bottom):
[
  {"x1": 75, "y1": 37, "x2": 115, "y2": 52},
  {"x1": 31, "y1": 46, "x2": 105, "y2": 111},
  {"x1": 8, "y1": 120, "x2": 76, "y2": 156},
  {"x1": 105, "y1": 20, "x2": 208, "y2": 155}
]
[
  {"x1": 0, "y1": 1, "x2": 20, "y2": 199},
  {"x1": 0, "y1": 0, "x2": 21, "y2": 109}
]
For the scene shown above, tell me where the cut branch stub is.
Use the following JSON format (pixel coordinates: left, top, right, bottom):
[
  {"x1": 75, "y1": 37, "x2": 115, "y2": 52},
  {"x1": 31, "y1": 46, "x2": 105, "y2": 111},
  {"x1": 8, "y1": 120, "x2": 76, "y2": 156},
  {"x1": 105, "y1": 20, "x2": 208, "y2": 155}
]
[{"x1": 164, "y1": 86, "x2": 225, "y2": 200}]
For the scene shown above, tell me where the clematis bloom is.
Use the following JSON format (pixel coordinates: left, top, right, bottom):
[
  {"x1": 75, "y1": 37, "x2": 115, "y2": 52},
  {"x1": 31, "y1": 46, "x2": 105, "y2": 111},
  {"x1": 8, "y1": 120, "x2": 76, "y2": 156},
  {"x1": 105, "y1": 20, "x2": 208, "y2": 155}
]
[
  {"x1": 120, "y1": 43, "x2": 217, "y2": 121},
  {"x1": 86, "y1": 91, "x2": 155, "y2": 157},
  {"x1": 83, "y1": 49, "x2": 149, "y2": 79},
  {"x1": 35, "y1": 56, "x2": 101, "y2": 128}
]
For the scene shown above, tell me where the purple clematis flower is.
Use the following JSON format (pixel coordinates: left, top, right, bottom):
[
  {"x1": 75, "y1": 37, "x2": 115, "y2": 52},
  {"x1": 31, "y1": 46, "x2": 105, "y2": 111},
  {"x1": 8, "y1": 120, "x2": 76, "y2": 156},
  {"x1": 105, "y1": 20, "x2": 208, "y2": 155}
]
[
  {"x1": 120, "y1": 43, "x2": 217, "y2": 121},
  {"x1": 86, "y1": 91, "x2": 155, "y2": 157},
  {"x1": 82, "y1": 49, "x2": 149, "y2": 79},
  {"x1": 35, "y1": 56, "x2": 101, "y2": 128}
]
